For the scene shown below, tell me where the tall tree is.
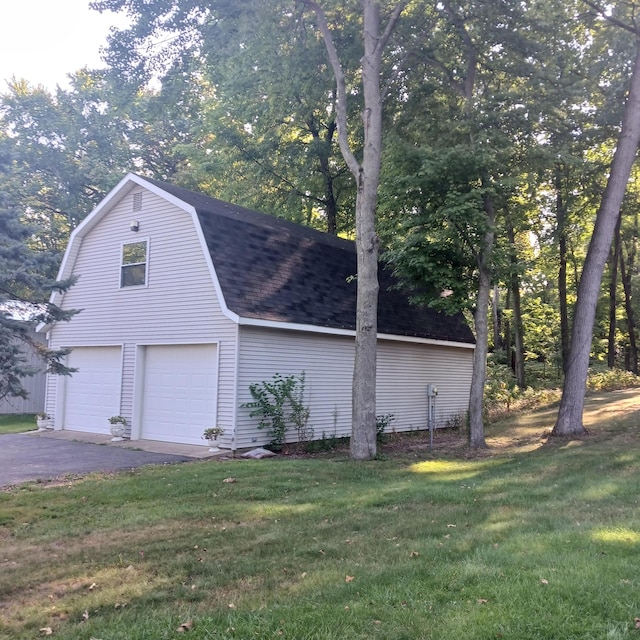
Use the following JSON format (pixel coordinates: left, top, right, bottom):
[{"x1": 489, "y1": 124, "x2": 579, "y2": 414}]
[
  {"x1": 306, "y1": 0, "x2": 407, "y2": 459},
  {"x1": 93, "y1": 0, "x2": 357, "y2": 234},
  {"x1": 380, "y1": 0, "x2": 546, "y2": 447},
  {"x1": 505, "y1": 213, "x2": 526, "y2": 388},
  {"x1": 607, "y1": 215, "x2": 622, "y2": 368},
  {"x1": 0, "y1": 140, "x2": 76, "y2": 400},
  {"x1": 619, "y1": 209, "x2": 639, "y2": 373},
  {"x1": 554, "y1": 3, "x2": 640, "y2": 436},
  {"x1": 95, "y1": 0, "x2": 410, "y2": 458}
]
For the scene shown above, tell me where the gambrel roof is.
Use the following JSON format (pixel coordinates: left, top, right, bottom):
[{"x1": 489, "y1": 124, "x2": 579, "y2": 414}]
[{"x1": 143, "y1": 177, "x2": 475, "y2": 346}]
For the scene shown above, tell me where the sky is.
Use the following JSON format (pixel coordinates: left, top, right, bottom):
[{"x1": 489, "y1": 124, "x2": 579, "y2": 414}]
[{"x1": 0, "y1": 0, "x2": 130, "y2": 91}]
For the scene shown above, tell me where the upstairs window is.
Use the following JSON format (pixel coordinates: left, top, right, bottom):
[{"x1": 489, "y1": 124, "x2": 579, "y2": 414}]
[{"x1": 121, "y1": 240, "x2": 148, "y2": 288}]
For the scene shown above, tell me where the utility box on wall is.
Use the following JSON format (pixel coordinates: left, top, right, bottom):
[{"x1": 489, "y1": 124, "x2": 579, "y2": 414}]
[{"x1": 427, "y1": 384, "x2": 438, "y2": 449}]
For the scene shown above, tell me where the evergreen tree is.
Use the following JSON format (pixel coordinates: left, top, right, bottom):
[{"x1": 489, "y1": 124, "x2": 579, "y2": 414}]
[{"x1": 0, "y1": 141, "x2": 76, "y2": 401}]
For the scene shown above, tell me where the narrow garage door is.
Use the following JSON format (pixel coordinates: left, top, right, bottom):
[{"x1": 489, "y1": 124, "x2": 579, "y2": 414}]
[
  {"x1": 64, "y1": 346, "x2": 122, "y2": 434},
  {"x1": 141, "y1": 344, "x2": 218, "y2": 445}
]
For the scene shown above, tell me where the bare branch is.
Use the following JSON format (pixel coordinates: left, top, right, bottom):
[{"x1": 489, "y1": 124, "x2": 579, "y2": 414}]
[
  {"x1": 304, "y1": 1, "x2": 360, "y2": 178},
  {"x1": 441, "y1": 0, "x2": 477, "y2": 102},
  {"x1": 379, "y1": 1, "x2": 410, "y2": 51},
  {"x1": 582, "y1": 0, "x2": 640, "y2": 35}
]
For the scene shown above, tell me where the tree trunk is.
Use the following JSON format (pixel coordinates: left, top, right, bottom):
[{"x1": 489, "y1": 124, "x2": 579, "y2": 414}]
[
  {"x1": 491, "y1": 285, "x2": 501, "y2": 351},
  {"x1": 506, "y1": 217, "x2": 526, "y2": 389},
  {"x1": 620, "y1": 238, "x2": 638, "y2": 374},
  {"x1": 503, "y1": 287, "x2": 511, "y2": 367},
  {"x1": 310, "y1": 117, "x2": 339, "y2": 234},
  {"x1": 553, "y1": 43, "x2": 640, "y2": 437},
  {"x1": 468, "y1": 194, "x2": 495, "y2": 449},
  {"x1": 308, "y1": 0, "x2": 407, "y2": 459},
  {"x1": 607, "y1": 215, "x2": 622, "y2": 368},
  {"x1": 555, "y1": 166, "x2": 570, "y2": 374}
]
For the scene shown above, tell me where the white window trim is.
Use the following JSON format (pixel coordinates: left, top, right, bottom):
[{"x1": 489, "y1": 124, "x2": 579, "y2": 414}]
[{"x1": 119, "y1": 237, "x2": 150, "y2": 289}]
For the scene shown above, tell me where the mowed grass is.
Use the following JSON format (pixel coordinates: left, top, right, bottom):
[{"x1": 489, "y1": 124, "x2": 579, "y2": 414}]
[
  {"x1": 0, "y1": 413, "x2": 36, "y2": 434},
  {"x1": 2, "y1": 391, "x2": 640, "y2": 639}
]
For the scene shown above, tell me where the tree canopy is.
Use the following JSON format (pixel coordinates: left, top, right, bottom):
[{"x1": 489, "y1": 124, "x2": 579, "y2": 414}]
[{"x1": 2, "y1": 0, "x2": 640, "y2": 446}]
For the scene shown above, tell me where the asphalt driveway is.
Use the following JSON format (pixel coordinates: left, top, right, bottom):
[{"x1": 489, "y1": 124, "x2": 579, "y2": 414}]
[{"x1": 0, "y1": 432, "x2": 194, "y2": 487}]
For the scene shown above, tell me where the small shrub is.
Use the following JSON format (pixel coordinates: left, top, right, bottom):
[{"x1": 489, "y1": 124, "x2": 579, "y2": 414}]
[
  {"x1": 444, "y1": 412, "x2": 466, "y2": 432},
  {"x1": 202, "y1": 426, "x2": 225, "y2": 442},
  {"x1": 305, "y1": 432, "x2": 347, "y2": 453},
  {"x1": 484, "y1": 357, "x2": 565, "y2": 422},
  {"x1": 288, "y1": 374, "x2": 313, "y2": 444},
  {"x1": 484, "y1": 359, "x2": 519, "y2": 415},
  {"x1": 242, "y1": 372, "x2": 311, "y2": 450},
  {"x1": 376, "y1": 414, "x2": 395, "y2": 444},
  {"x1": 587, "y1": 367, "x2": 640, "y2": 391}
]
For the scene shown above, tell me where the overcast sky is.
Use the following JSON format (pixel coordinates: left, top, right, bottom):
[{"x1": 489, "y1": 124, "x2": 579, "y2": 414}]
[{"x1": 0, "y1": 0, "x2": 129, "y2": 91}]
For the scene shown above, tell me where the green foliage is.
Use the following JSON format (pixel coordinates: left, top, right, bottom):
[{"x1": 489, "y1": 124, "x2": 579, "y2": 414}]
[
  {"x1": 202, "y1": 426, "x2": 225, "y2": 441},
  {"x1": 484, "y1": 358, "x2": 519, "y2": 412},
  {"x1": 304, "y1": 431, "x2": 349, "y2": 453},
  {"x1": 375, "y1": 413, "x2": 395, "y2": 444},
  {"x1": 93, "y1": 0, "x2": 358, "y2": 234},
  {"x1": 520, "y1": 296, "x2": 562, "y2": 367},
  {"x1": 381, "y1": 142, "x2": 494, "y2": 315},
  {"x1": 587, "y1": 367, "x2": 640, "y2": 391},
  {"x1": 484, "y1": 362, "x2": 640, "y2": 421},
  {"x1": 242, "y1": 372, "x2": 311, "y2": 449},
  {"x1": 0, "y1": 145, "x2": 78, "y2": 400},
  {"x1": 483, "y1": 357, "x2": 564, "y2": 422}
]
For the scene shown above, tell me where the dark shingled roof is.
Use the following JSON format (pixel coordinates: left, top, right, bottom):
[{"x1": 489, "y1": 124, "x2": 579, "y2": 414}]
[{"x1": 144, "y1": 178, "x2": 475, "y2": 344}]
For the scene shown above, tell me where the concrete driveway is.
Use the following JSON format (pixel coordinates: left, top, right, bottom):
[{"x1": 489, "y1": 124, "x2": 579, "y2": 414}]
[{"x1": 0, "y1": 431, "x2": 214, "y2": 488}]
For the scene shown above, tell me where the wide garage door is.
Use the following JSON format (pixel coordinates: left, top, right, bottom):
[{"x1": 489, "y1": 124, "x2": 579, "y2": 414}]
[
  {"x1": 64, "y1": 346, "x2": 122, "y2": 434},
  {"x1": 141, "y1": 344, "x2": 218, "y2": 445}
]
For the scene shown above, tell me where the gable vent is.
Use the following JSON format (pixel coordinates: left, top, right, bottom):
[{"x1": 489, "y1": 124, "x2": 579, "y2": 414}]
[{"x1": 133, "y1": 192, "x2": 143, "y2": 211}]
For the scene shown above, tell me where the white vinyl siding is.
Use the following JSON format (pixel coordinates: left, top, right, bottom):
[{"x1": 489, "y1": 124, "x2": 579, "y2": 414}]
[
  {"x1": 236, "y1": 327, "x2": 473, "y2": 449},
  {"x1": 46, "y1": 188, "x2": 238, "y2": 438},
  {"x1": 236, "y1": 327, "x2": 354, "y2": 449},
  {"x1": 120, "y1": 343, "x2": 137, "y2": 425},
  {"x1": 0, "y1": 331, "x2": 47, "y2": 414},
  {"x1": 376, "y1": 340, "x2": 473, "y2": 431}
]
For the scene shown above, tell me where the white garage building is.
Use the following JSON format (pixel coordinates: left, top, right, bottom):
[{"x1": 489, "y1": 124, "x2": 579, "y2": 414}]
[{"x1": 41, "y1": 174, "x2": 475, "y2": 451}]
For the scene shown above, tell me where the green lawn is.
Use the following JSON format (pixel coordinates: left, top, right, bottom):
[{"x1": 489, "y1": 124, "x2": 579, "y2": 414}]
[
  {"x1": 0, "y1": 413, "x2": 36, "y2": 434},
  {"x1": 1, "y1": 391, "x2": 640, "y2": 639}
]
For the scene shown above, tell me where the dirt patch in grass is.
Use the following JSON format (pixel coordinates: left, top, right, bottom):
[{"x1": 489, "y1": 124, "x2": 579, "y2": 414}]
[{"x1": 0, "y1": 521, "x2": 194, "y2": 630}]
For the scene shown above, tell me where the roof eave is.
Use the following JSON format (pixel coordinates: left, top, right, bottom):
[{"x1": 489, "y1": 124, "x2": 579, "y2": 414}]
[{"x1": 237, "y1": 316, "x2": 475, "y2": 348}]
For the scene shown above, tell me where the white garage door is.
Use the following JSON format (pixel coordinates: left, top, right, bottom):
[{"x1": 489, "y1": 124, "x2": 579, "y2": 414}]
[
  {"x1": 64, "y1": 346, "x2": 122, "y2": 434},
  {"x1": 141, "y1": 344, "x2": 218, "y2": 445}
]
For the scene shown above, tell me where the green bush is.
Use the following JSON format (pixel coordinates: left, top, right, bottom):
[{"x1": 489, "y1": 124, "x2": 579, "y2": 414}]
[
  {"x1": 484, "y1": 359, "x2": 519, "y2": 412},
  {"x1": 484, "y1": 358, "x2": 562, "y2": 422},
  {"x1": 587, "y1": 367, "x2": 640, "y2": 391},
  {"x1": 375, "y1": 413, "x2": 395, "y2": 444},
  {"x1": 242, "y1": 372, "x2": 312, "y2": 449}
]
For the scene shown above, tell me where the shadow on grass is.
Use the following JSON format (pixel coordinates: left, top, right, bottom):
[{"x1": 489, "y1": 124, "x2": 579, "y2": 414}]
[{"x1": 3, "y1": 390, "x2": 640, "y2": 639}]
